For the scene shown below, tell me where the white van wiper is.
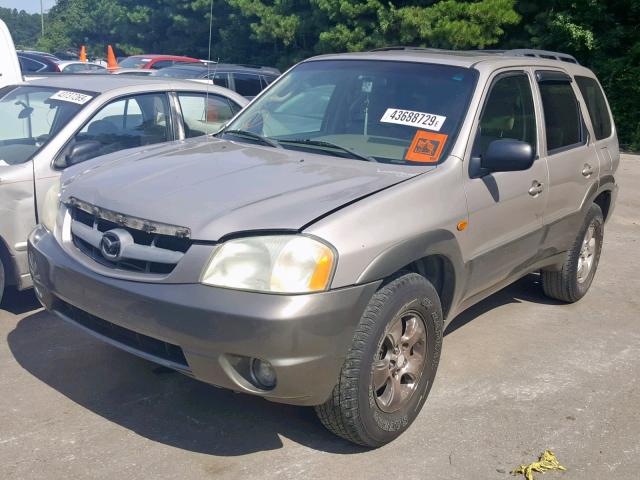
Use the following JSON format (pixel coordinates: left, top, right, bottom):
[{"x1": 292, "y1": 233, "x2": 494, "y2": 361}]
[
  {"x1": 280, "y1": 139, "x2": 378, "y2": 163},
  {"x1": 219, "y1": 129, "x2": 281, "y2": 148}
]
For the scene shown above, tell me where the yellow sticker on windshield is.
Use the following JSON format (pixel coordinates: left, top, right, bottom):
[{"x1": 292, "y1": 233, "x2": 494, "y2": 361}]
[{"x1": 405, "y1": 131, "x2": 448, "y2": 163}]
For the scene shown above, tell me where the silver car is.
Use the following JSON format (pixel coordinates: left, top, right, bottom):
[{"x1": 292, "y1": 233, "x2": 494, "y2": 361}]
[
  {"x1": 0, "y1": 75, "x2": 247, "y2": 302},
  {"x1": 28, "y1": 48, "x2": 619, "y2": 447}
]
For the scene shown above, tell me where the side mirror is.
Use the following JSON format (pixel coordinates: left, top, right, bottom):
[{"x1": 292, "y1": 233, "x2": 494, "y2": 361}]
[
  {"x1": 55, "y1": 140, "x2": 102, "y2": 168},
  {"x1": 481, "y1": 139, "x2": 534, "y2": 173}
]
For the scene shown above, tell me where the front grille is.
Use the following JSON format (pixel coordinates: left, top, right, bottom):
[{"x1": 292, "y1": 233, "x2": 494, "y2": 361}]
[
  {"x1": 54, "y1": 299, "x2": 189, "y2": 368},
  {"x1": 69, "y1": 202, "x2": 191, "y2": 274}
]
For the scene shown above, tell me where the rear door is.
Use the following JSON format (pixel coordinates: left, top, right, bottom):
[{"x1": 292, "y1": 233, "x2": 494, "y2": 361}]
[
  {"x1": 536, "y1": 70, "x2": 598, "y2": 250},
  {"x1": 575, "y1": 75, "x2": 619, "y2": 178},
  {"x1": 463, "y1": 69, "x2": 548, "y2": 296}
]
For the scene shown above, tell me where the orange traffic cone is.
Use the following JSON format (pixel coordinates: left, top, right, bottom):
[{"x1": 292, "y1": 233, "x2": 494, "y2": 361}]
[
  {"x1": 79, "y1": 45, "x2": 87, "y2": 62},
  {"x1": 107, "y1": 45, "x2": 118, "y2": 70}
]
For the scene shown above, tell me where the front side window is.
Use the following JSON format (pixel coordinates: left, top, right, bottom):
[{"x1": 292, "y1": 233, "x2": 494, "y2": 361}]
[
  {"x1": 208, "y1": 72, "x2": 230, "y2": 89},
  {"x1": 538, "y1": 77, "x2": 586, "y2": 152},
  {"x1": 0, "y1": 86, "x2": 91, "y2": 165},
  {"x1": 70, "y1": 93, "x2": 171, "y2": 163},
  {"x1": 225, "y1": 60, "x2": 478, "y2": 165},
  {"x1": 473, "y1": 73, "x2": 537, "y2": 158},
  {"x1": 178, "y1": 93, "x2": 236, "y2": 137},
  {"x1": 576, "y1": 76, "x2": 612, "y2": 140}
]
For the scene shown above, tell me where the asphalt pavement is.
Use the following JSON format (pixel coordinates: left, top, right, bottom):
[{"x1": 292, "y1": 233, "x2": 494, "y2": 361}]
[{"x1": 1, "y1": 154, "x2": 639, "y2": 479}]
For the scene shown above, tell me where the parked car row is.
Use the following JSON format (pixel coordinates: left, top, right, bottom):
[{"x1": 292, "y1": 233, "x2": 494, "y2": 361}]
[{"x1": 1, "y1": 18, "x2": 621, "y2": 447}]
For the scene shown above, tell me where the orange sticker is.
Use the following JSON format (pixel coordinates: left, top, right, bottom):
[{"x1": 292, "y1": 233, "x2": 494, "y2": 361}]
[{"x1": 405, "y1": 131, "x2": 448, "y2": 163}]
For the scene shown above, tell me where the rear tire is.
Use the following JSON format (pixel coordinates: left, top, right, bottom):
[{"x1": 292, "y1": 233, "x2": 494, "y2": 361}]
[
  {"x1": 542, "y1": 204, "x2": 604, "y2": 303},
  {"x1": 315, "y1": 273, "x2": 443, "y2": 447}
]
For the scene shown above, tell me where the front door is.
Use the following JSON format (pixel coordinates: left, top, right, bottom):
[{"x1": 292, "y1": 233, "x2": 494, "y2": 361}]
[{"x1": 463, "y1": 70, "x2": 548, "y2": 297}]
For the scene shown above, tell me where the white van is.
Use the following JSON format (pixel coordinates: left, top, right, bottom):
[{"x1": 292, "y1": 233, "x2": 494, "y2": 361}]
[{"x1": 0, "y1": 20, "x2": 22, "y2": 89}]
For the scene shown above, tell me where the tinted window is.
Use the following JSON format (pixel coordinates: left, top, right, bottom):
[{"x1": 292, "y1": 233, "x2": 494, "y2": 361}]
[
  {"x1": 208, "y1": 72, "x2": 230, "y2": 89},
  {"x1": 233, "y1": 73, "x2": 262, "y2": 97},
  {"x1": 19, "y1": 56, "x2": 45, "y2": 72},
  {"x1": 178, "y1": 93, "x2": 235, "y2": 137},
  {"x1": 474, "y1": 73, "x2": 536, "y2": 158},
  {"x1": 576, "y1": 76, "x2": 612, "y2": 140},
  {"x1": 538, "y1": 80, "x2": 585, "y2": 152},
  {"x1": 71, "y1": 93, "x2": 171, "y2": 163}
]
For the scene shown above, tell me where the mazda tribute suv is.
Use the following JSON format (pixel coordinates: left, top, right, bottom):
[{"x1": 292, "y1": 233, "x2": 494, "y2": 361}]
[{"x1": 28, "y1": 48, "x2": 619, "y2": 447}]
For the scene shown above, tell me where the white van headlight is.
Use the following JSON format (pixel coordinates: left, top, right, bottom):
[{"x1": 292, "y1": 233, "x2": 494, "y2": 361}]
[
  {"x1": 201, "y1": 235, "x2": 335, "y2": 293},
  {"x1": 41, "y1": 180, "x2": 61, "y2": 232}
]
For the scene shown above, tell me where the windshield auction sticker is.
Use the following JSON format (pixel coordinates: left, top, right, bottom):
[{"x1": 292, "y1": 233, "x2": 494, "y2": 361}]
[
  {"x1": 49, "y1": 90, "x2": 94, "y2": 105},
  {"x1": 380, "y1": 108, "x2": 446, "y2": 132},
  {"x1": 405, "y1": 131, "x2": 448, "y2": 163}
]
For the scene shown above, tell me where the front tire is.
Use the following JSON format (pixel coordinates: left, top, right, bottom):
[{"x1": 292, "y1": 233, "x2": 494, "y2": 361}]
[
  {"x1": 542, "y1": 204, "x2": 604, "y2": 303},
  {"x1": 315, "y1": 273, "x2": 443, "y2": 447}
]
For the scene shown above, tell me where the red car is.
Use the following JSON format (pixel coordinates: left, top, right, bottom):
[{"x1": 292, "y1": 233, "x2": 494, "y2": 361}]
[{"x1": 118, "y1": 54, "x2": 201, "y2": 70}]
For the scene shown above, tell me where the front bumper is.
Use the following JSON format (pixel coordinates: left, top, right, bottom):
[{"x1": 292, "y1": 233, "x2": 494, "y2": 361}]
[{"x1": 28, "y1": 226, "x2": 380, "y2": 406}]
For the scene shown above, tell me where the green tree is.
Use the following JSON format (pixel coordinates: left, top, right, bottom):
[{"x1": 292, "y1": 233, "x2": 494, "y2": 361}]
[
  {"x1": 504, "y1": 0, "x2": 640, "y2": 149},
  {"x1": 0, "y1": 8, "x2": 43, "y2": 48}
]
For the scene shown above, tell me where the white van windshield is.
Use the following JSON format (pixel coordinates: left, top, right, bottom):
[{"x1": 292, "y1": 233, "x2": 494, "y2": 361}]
[
  {"x1": 0, "y1": 86, "x2": 94, "y2": 166},
  {"x1": 225, "y1": 60, "x2": 478, "y2": 165}
]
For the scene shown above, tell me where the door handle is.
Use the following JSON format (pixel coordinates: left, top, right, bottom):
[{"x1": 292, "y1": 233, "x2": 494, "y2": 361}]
[
  {"x1": 528, "y1": 181, "x2": 544, "y2": 197},
  {"x1": 582, "y1": 164, "x2": 594, "y2": 177}
]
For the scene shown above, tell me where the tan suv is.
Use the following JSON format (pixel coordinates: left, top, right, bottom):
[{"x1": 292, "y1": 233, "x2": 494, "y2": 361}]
[{"x1": 28, "y1": 48, "x2": 619, "y2": 447}]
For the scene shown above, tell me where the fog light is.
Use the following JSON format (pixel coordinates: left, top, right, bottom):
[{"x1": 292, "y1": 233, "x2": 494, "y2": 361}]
[{"x1": 250, "y1": 358, "x2": 276, "y2": 390}]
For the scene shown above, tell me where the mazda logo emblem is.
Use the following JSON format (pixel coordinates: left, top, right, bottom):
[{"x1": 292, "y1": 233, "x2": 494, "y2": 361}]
[{"x1": 100, "y1": 231, "x2": 122, "y2": 261}]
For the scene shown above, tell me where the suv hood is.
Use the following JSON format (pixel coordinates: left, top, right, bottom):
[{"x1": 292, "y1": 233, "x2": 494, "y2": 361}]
[{"x1": 62, "y1": 137, "x2": 430, "y2": 240}]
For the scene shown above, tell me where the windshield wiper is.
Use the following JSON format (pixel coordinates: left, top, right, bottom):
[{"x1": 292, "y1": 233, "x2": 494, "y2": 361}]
[
  {"x1": 279, "y1": 139, "x2": 377, "y2": 163},
  {"x1": 219, "y1": 129, "x2": 281, "y2": 148}
]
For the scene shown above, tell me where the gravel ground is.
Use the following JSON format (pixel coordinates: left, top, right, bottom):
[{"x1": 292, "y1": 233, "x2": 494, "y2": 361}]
[{"x1": 1, "y1": 154, "x2": 638, "y2": 480}]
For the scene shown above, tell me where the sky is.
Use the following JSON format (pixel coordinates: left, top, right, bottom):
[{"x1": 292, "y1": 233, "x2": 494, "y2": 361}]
[{"x1": 0, "y1": 0, "x2": 56, "y2": 13}]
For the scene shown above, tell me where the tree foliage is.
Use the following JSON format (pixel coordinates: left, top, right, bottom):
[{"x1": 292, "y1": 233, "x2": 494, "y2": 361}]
[
  {"x1": 1, "y1": 0, "x2": 638, "y2": 148},
  {"x1": 0, "y1": 8, "x2": 42, "y2": 48}
]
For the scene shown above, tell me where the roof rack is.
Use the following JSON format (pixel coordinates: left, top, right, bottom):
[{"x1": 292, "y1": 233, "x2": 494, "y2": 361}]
[
  {"x1": 368, "y1": 46, "x2": 579, "y2": 64},
  {"x1": 503, "y1": 49, "x2": 579, "y2": 64}
]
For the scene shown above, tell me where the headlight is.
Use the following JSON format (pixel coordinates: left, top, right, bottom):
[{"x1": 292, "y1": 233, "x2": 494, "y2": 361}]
[
  {"x1": 41, "y1": 180, "x2": 61, "y2": 232},
  {"x1": 201, "y1": 235, "x2": 336, "y2": 293}
]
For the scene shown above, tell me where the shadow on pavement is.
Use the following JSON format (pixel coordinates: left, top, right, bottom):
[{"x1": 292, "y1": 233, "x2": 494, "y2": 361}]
[
  {"x1": 0, "y1": 287, "x2": 41, "y2": 315},
  {"x1": 7, "y1": 273, "x2": 559, "y2": 456},
  {"x1": 444, "y1": 273, "x2": 563, "y2": 336},
  {"x1": 8, "y1": 310, "x2": 366, "y2": 456}
]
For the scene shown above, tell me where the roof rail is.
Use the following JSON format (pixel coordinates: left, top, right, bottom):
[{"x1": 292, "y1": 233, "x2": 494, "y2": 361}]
[
  {"x1": 369, "y1": 46, "x2": 579, "y2": 64},
  {"x1": 502, "y1": 49, "x2": 579, "y2": 64},
  {"x1": 369, "y1": 46, "x2": 444, "y2": 53}
]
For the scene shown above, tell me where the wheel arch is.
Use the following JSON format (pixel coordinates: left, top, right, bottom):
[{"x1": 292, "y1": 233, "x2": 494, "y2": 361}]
[{"x1": 356, "y1": 229, "x2": 464, "y2": 320}]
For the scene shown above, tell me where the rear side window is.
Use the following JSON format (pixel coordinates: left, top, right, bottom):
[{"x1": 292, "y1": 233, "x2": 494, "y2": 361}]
[
  {"x1": 576, "y1": 76, "x2": 612, "y2": 140},
  {"x1": 150, "y1": 60, "x2": 174, "y2": 70},
  {"x1": 19, "y1": 56, "x2": 46, "y2": 73},
  {"x1": 233, "y1": 73, "x2": 262, "y2": 97},
  {"x1": 473, "y1": 72, "x2": 537, "y2": 158},
  {"x1": 178, "y1": 93, "x2": 235, "y2": 137},
  {"x1": 538, "y1": 79, "x2": 586, "y2": 152}
]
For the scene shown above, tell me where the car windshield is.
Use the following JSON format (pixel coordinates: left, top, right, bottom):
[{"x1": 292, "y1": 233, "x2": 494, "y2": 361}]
[
  {"x1": 0, "y1": 86, "x2": 93, "y2": 166},
  {"x1": 226, "y1": 60, "x2": 478, "y2": 165}
]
